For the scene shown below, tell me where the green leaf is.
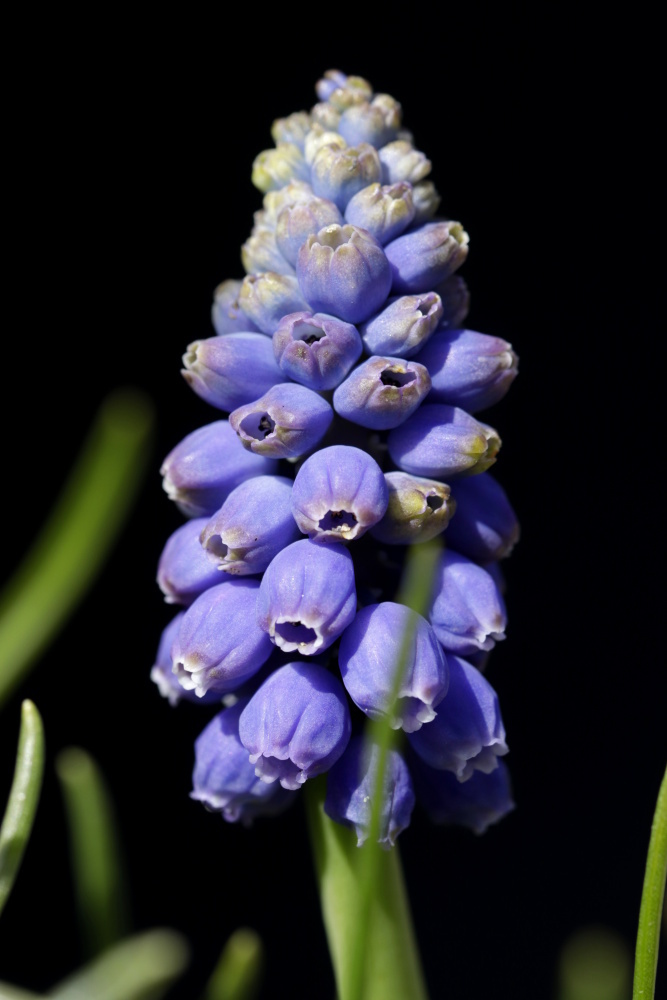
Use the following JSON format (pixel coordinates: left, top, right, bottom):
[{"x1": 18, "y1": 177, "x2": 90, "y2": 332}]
[
  {"x1": 0, "y1": 981, "x2": 44, "y2": 999},
  {"x1": 201, "y1": 927, "x2": 263, "y2": 1000},
  {"x1": 0, "y1": 388, "x2": 155, "y2": 709},
  {"x1": 0, "y1": 700, "x2": 45, "y2": 916},
  {"x1": 55, "y1": 747, "x2": 130, "y2": 957},
  {"x1": 633, "y1": 763, "x2": 667, "y2": 999},
  {"x1": 557, "y1": 925, "x2": 631, "y2": 1000},
  {"x1": 47, "y1": 929, "x2": 189, "y2": 1000}
]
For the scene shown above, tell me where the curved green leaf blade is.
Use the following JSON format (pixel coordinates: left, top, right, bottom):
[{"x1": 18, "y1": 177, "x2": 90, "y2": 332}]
[
  {"x1": 201, "y1": 927, "x2": 263, "y2": 1000},
  {"x1": 47, "y1": 929, "x2": 190, "y2": 1000},
  {"x1": 0, "y1": 388, "x2": 155, "y2": 709},
  {"x1": 0, "y1": 700, "x2": 45, "y2": 916},
  {"x1": 633, "y1": 763, "x2": 667, "y2": 999},
  {"x1": 55, "y1": 747, "x2": 130, "y2": 957}
]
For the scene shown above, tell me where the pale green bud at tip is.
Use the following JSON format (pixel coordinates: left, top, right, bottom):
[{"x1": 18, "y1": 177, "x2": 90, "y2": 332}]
[{"x1": 252, "y1": 143, "x2": 309, "y2": 193}]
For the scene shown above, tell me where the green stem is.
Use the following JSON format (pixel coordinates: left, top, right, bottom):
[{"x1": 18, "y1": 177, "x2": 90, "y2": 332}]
[
  {"x1": 0, "y1": 388, "x2": 154, "y2": 709},
  {"x1": 55, "y1": 747, "x2": 130, "y2": 957},
  {"x1": 0, "y1": 700, "x2": 45, "y2": 916},
  {"x1": 305, "y1": 777, "x2": 428, "y2": 1000},
  {"x1": 633, "y1": 763, "x2": 667, "y2": 999}
]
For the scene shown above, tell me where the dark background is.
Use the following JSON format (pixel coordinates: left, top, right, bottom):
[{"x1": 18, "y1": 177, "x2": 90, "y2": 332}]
[{"x1": 1, "y1": 9, "x2": 664, "y2": 1000}]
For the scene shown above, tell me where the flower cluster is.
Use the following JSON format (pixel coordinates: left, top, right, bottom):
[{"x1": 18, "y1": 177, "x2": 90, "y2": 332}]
[{"x1": 152, "y1": 69, "x2": 520, "y2": 846}]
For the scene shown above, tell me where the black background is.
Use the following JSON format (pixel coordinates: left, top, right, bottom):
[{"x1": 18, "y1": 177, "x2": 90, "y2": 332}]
[{"x1": 1, "y1": 8, "x2": 664, "y2": 1000}]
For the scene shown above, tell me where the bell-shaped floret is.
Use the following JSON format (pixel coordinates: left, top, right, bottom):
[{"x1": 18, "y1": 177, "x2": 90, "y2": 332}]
[
  {"x1": 161, "y1": 420, "x2": 278, "y2": 518},
  {"x1": 157, "y1": 517, "x2": 224, "y2": 605},
  {"x1": 181, "y1": 333, "x2": 286, "y2": 413},
  {"x1": 211, "y1": 279, "x2": 259, "y2": 335},
  {"x1": 172, "y1": 579, "x2": 274, "y2": 697},
  {"x1": 360, "y1": 293, "x2": 443, "y2": 358},
  {"x1": 385, "y1": 220, "x2": 469, "y2": 295},
  {"x1": 297, "y1": 223, "x2": 392, "y2": 324},
  {"x1": 333, "y1": 356, "x2": 431, "y2": 431},
  {"x1": 324, "y1": 735, "x2": 415, "y2": 847},
  {"x1": 290, "y1": 445, "x2": 388, "y2": 543},
  {"x1": 410, "y1": 753, "x2": 515, "y2": 833},
  {"x1": 446, "y1": 473, "x2": 520, "y2": 563},
  {"x1": 386, "y1": 403, "x2": 501, "y2": 479},
  {"x1": 378, "y1": 140, "x2": 432, "y2": 185},
  {"x1": 261, "y1": 180, "x2": 316, "y2": 227},
  {"x1": 272, "y1": 311, "x2": 362, "y2": 390},
  {"x1": 229, "y1": 383, "x2": 333, "y2": 459},
  {"x1": 415, "y1": 328, "x2": 519, "y2": 412},
  {"x1": 150, "y1": 612, "x2": 222, "y2": 707},
  {"x1": 344, "y1": 182, "x2": 415, "y2": 245},
  {"x1": 251, "y1": 142, "x2": 310, "y2": 193},
  {"x1": 338, "y1": 601, "x2": 449, "y2": 733},
  {"x1": 192, "y1": 700, "x2": 296, "y2": 823},
  {"x1": 369, "y1": 472, "x2": 456, "y2": 545},
  {"x1": 241, "y1": 225, "x2": 295, "y2": 276},
  {"x1": 238, "y1": 662, "x2": 352, "y2": 789},
  {"x1": 429, "y1": 548, "x2": 507, "y2": 655},
  {"x1": 407, "y1": 654, "x2": 508, "y2": 781},
  {"x1": 275, "y1": 195, "x2": 343, "y2": 268},
  {"x1": 303, "y1": 126, "x2": 347, "y2": 165},
  {"x1": 257, "y1": 539, "x2": 356, "y2": 655},
  {"x1": 199, "y1": 475, "x2": 301, "y2": 576},
  {"x1": 310, "y1": 143, "x2": 383, "y2": 211},
  {"x1": 238, "y1": 272, "x2": 310, "y2": 335}
]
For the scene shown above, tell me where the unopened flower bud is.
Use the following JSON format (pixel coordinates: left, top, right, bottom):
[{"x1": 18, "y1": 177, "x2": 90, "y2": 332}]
[
  {"x1": 309, "y1": 102, "x2": 341, "y2": 131},
  {"x1": 324, "y1": 736, "x2": 415, "y2": 847},
  {"x1": 408, "y1": 654, "x2": 508, "y2": 781},
  {"x1": 411, "y1": 181, "x2": 441, "y2": 222},
  {"x1": 157, "y1": 517, "x2": 223, "y2": 605},
  {"x1": 161, "y1": 420, "x2": 277, "y2": 518},
  {"x1": 333, "y1": 355, "x2": 431, "y2": 430},
  {"x1": 315, "y1": 70, "x2": 372, "y2": 104},
  {"x1": 182, "y1": 333, "x2": 286, "y2": 412},
  {"x1": 344, "y1": 182, "x2": 415, "y2": 245},
  {"x1": 360, "y1": 292, "x2": 443, "y2": 357},
  {"x1": 192, "y1": 700, "x2": 296, "y2": 823},
  {"x1": 416, "y1": 328, "x2": 519, "y2": 412},
  {"x1": 251, "y1": 142, "x2": 310, "y2": 193},
  {"x1": 229, "y1": 382, "x2": 333, "y2": 459},
  {"x1": 199, "y1": 475, "x2": 300, "y2": 576},
  {"x1": 337, "y1": 100, "x2": 401, "y2": 148},
  {"x1": 386, "y1": 404, "x2": 501, "y2": 478},
  {"x1": 211, "y1": 279, "x2": 259, "y2": 335},
  {"x1": 339, "y1": 601, "x2": 449, "y2": 732},
  {"x1": 241, "y1": 226, "x2": 295, "y2": 276},
  {"x1": 369, "y1": 471, "x2": 455, "y2": 545},
  {"x1": 257, "y1": 539, "x2": 356, "y2": 655},
  {"x1": 273, "y1": 311, "x2": 362, "y2": 391},
  {"x1": 297, "y1": 224, "x2": 392, "y2": 324},
  {"x1": 239, "y1": 272, "x2": 310, "y2": 335},
  {"x1": 378, "y1": 140, "x2": 432, "y2": 184},
  {"x1": 239, "y1": 661, "x2": 352, "y2": 789},
  {"x1": 262, "y1": 180, "x2": 315, "y2": 227},
  {"x1": 275, "y1": 195, "x2": 343, "y2": 268},
  {"x1": 303, "y1": 126, "x2": 347, "y2": 165},
  {"x1": 435, "y1": 274, "x2": 471, "y2": 329},
  {"x1": 271, "y1": 111, "x2": 311, "y2": 149},
  {"x1": 290, "y1": 444, "x2": 388, "y2": 542},
  {"x1": 172, "y1": 579, "x2": 274, "y2": 697},
  {"x1": 385, "y1": 220, "x2": 469, "y2": 295},
  {"x1": 428, "y1": 549, "x2": 507, "y2": 655},
  {"x1": 310, "y1": 143, "x2": 382, "y2": 211},
  {"x1": 409, "y1": 753, "x2": 515, "y2": 833},
  {"x1": 446, "y1": 473, "x2": 520, "y2": 563}
]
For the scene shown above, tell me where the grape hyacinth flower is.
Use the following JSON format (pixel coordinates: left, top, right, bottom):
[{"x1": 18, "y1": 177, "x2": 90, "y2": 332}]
[{"x1": 152, "y1": 70, "x2": 520, "y2": 859}]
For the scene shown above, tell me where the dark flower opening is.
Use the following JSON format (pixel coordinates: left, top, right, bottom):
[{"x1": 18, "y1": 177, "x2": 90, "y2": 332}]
[
  {"x1": 318, "y1": 509, "x2": 358, "y2": 532},
  {"x1": 426, "y1": 495, "x2": 444, "y2": 511},
  {"x1": 380, "y1": 369, "x2": 416, "y2": 388},
  {"x1": 275, "y1": 621, "x2": 318, "y2": 646},
  {"x1": 240, "y1": 412, "x2": 276, "y2": 439}
]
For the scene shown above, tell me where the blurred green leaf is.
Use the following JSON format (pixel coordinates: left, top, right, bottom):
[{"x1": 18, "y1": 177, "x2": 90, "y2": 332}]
[
  {"x1": 55, "y1": 747, "x2": 130, "y2": 956},
  {"x1": 47, "y1": 929, "x2": 189, "y2": 1000},
  {"x1": 0, "y1": 388, "x2": 155, "y2": 709},
  {"x1": 0, "y1": 982, "x2": 43, "y2": 999},
  {"x1": 0, "y1": 700, "x2": 45, "y2": 916},
  {"x1": 202, "y1": 927, "x2": 263, "y2": 1000},
  {"x1": 557, "y1": 925, "x2": 632, "y2": 1000}
]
